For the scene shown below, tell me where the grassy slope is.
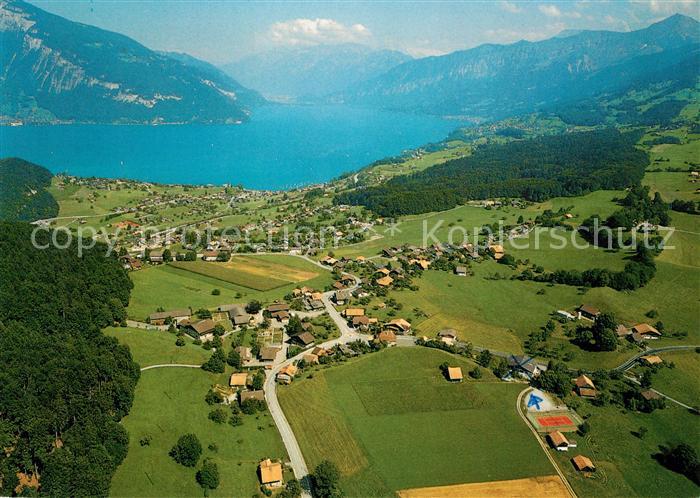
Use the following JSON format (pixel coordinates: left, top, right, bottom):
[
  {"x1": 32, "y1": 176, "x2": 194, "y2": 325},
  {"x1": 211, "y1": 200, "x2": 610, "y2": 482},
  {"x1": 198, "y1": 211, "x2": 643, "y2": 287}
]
[
  {"x1": 648, "y1": 350, "x2": 700, "y2": 407},
  {"x1": 111, "y1": 368, "x2": 287, "y2": 498},
  {"x1": 104, "y1": 326, "x2": 209, "y2": 367},
  {"x1": 278, "y1": 348, "x2": 553, "y2": 497},
  {"x1": 127, "y1": 255, "x2": 333, "y2": 321}
]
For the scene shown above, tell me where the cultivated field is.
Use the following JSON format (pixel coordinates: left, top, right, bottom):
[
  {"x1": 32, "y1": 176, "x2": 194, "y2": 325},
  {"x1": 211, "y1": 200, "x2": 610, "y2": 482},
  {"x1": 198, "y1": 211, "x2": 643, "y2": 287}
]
[
  {"x1": 170, "y1": 255, "x2": 322, "y2": 291},
  {"x1": 397, "y1": 475, "x2": 570, "y2": 498},
  {"x1": 111, "y1": 367, "x2": 287, "y2": 497},
  {"x1": 278, "y1": 348, "x2": 554, "y2": 497},
  {"x1": 127, "y1": 255, "x2": 333, "y2": 320}
]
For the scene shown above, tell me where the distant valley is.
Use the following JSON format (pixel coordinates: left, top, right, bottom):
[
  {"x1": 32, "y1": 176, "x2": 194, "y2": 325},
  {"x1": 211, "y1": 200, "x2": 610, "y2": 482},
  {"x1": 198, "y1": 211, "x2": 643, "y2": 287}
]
[{"x1": 221, "y1": 44, "x2": 411, "y2": 102}]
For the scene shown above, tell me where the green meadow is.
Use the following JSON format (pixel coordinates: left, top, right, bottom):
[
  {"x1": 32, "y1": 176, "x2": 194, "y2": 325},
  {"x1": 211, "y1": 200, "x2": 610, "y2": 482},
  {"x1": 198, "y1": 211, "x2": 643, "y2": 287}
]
[
  {"x1": 554, "y1": 403, "x2": 700, "y2": 498},
  {"x1": 643, "y1": 350, "x2": 700, "y2": 407},
  {"x1": 278, "y1": 348, "x2": 554, "y2": 497},
  {"x1": 104, "y1": 326, "x2": 209, "y2": 367},
  {"x1": 111, "y1": 367, "x2": 287, "y2": 497}
]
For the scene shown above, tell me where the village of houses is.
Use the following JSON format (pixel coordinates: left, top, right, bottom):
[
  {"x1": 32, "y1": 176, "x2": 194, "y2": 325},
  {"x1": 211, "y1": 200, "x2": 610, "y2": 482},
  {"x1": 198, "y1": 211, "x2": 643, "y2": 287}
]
[{"x1": 120, "y1": 231, "x2": 675, "y2": 491}]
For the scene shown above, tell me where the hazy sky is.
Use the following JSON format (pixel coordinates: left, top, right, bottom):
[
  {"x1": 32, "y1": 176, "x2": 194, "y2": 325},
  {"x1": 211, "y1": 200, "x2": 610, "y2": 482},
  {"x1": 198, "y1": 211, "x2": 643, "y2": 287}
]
[{"x1": 27, "y1": 0, "x2": 700, "y2": 63}]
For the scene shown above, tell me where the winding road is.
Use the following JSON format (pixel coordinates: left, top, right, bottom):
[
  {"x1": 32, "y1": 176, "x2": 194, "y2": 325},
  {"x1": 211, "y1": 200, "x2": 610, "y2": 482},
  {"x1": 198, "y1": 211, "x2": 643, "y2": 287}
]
[
  {"x1": 262, "y1": 258, "x2": 367, "y2": 497},
  {"x1": 614, "y1": 344, "x2": 700, "y2": 371}
]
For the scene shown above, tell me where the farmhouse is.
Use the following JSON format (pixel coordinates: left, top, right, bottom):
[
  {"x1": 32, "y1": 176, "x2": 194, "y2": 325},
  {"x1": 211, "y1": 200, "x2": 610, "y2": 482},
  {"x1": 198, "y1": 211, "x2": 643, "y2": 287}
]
[
  {"x1": 149, "y1": 249, "x2": 165, "y2": 263},
  {"x1": 240, "y1": 390, "x2": 265, "y2": 403},
  {"x1": 343, "y1": 308, "x2": 365, "y2": 318},
  {"x1": 311, "y1": 346, "x2": 328, "y2": 356},
  {"x1": 202, "y1": 250, "x2": 219, "y2": 262},
  {"x1": 385, "y1": 318, "x2": 411, "y2": 334},
  {"x1": 290, "y1": 332, "x2": 315, "y2": 348},
  {"x1": 267, "y1": 302, "x2": 290, "y2": 313},
  {"x1": 334, "y1": 289, "x2": 352, "y2": 305},
  {"x1": 306, "y1": 299, "x2": 325, "y2": 311},
  {"x1": 148, "y1": 308, "x2": 191, "y2": 325},
  {"x1": 186, "y1": 319, "x2": 216, "y2": 341},
  {"x1": 320, "y1": 256, "x2": 337, "y2": 266},
  {"x1": 574, "y1": 375, "x2": 597, "y2": 398},
  {"x1": 578, "y1": 305, "x2": 600, "y2": 321},
  {"x1": 258, "y1": 459, "x2": 283, "y2": 488},
  {"x1": 259, "y1": 347, "x2": 280, "y2": 362},
  {"x1": 454, "y1": 266, "x2": 467, "y2": 276},
  {"x1": 236, "y1": 346, "x2": 253, "y2": 365},
  {"x1": 303, "y1": 353, "x2": 319, "y2": 365},
  {"x1": 640, "y1": 355, "x2": 663, "y2": 366},
  {"x1": 507, "y1": 355, "x2": 546, "y2": 380},
  {"x1": 447, "y1": 367, "x2": 463, "y2": 382},
  {"x1": 277, "y1": 364, "x2": 298, "y2": 384},
  {"x1": 438, "y1": 329, "x2": 458, "y2": 345},
  {"x1": 632, "y1": 323, "x2": 661, "y2": 339},
  {"x1": 616, "y1": 324, "x2": 630, "y2": 338},
  {"x1": 218, "y1": 303, "x2": 245, "y2": 314},
  {"x1": 488, "y1": 244, "x2": 505, "y2": 260},
  {"x1": 229, "y1": 372, "x2": 249, "y2": 388},
  {"x1": 547, "y1": 431, "x2": 576, "y2": 451},
  {"x1": 640, "y1": 389, "x2": 661, "y2": 401},
  {"x1": 232, "y1": 313, "x2": 254, "y2": 327},
  {"x1": 376, "y1": 330, "x2": 397, "y2": 345},
  {"x1": 271, "y1": 310, "x2": 290, "y2": 322},
  {"x1": 352, "y1": 315, "x2": 372, "y2": 331},
  {"x1": 376, "y1": 275, "x2": 394, "y2": 287},
  {"x1": 571, "y1": 455, "x2": 596, "y2": 472}
]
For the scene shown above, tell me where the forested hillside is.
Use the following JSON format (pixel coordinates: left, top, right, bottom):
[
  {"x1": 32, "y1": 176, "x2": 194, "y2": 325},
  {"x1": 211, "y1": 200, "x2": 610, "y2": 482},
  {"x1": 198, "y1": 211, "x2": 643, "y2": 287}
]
[
  {"x1": 337, "y1": 129, "x2": 648, "y2": 216},
  {"x1": 0, "y1": 157, "x2": 58, "y2": 221},
  {"x1": 0, "y1": 222, "x2": 139, "y2": 496}
]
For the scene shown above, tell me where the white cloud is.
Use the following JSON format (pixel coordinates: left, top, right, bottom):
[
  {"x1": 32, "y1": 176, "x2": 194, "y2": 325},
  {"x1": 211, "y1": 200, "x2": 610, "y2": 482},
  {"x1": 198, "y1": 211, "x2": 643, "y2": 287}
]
[
  {"x1": 268, "y1": 18, "x2": 372, "y2": 46},
  {"x1": 484, "y1": 22, "x2": 567, "y2": 44},
  {"x1": 539, "y1": 4, "x2": 562, "y2": 17},
  {"x1": 539, "y1": 4, "x2": 586, "y2": 19},
  {"x1": 631, "y1": 0, "x2": 699, "y2": 16},
  {"x1": 500, "y1": 1, "x2": 523, "y2": 14}
]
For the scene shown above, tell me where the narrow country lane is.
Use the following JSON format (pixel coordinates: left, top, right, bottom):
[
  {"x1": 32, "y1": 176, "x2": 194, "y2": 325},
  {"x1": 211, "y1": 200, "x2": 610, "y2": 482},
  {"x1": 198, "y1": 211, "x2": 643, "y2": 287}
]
[{"x1": 516, "y1": 388, "x2": 578, "y2": 498}]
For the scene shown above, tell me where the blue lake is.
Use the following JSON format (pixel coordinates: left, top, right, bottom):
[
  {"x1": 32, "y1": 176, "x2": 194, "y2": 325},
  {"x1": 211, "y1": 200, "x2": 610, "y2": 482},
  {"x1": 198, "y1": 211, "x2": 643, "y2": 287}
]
[{"x1": 0, "y1": 105, "x2": 461, "y2": 189}]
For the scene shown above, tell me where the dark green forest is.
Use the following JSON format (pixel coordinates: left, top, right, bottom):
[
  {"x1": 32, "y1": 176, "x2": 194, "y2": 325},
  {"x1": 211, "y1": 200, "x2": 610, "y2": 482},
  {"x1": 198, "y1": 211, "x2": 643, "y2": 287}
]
[
  {"x1": 0, "y1": 158, "x2": 58, "y2": 221},
  {"x1": 0, "y1": 222, "x2": 139, "y2": 496},
  {"x1": 336, "y1": 129, "x2": 648, "y2": 216}
]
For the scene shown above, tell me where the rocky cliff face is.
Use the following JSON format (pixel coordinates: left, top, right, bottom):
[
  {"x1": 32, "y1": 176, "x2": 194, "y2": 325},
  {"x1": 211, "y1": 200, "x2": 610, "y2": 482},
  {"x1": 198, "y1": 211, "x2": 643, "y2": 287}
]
[{"x1": 0, "y1": 0, "x2": 264, "y2": 124}]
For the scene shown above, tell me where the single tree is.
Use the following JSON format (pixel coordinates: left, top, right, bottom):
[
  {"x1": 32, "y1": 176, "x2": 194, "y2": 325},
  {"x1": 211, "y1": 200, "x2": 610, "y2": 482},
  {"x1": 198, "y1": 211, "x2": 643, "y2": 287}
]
[{"x1": 169, "y1": 434, "x2": 202, "y2": 467}]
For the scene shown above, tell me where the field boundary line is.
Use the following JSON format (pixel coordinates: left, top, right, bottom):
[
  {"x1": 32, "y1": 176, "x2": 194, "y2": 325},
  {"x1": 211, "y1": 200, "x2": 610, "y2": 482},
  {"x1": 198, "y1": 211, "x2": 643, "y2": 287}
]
[{"x1": 140, "y1": 364, "x2": 201, "y2": 372}]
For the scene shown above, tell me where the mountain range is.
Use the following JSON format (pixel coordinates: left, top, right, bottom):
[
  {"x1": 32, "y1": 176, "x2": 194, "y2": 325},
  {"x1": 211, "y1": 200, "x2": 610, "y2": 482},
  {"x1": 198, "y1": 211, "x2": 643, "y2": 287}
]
[
  {"x1": 0, "y1": 0, "x2": 697, "y2": 125},
  {"x1": 222, "y1": 44, "x2": 411, "y2": 102},
  {"x1": 337, "y1": 14, "x2": 700, "y2": 121},
  {"x1": 0, "y1": 0, "x2": 263, "y2": 124}
]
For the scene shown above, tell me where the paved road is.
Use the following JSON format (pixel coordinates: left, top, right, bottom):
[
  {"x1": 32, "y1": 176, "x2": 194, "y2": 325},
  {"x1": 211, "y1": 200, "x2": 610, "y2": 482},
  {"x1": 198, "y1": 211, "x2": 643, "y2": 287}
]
[
  {"x1": 516, "y1": 388, "x2": 578, "y2": 498},
  {"x1": 614, "y1": 345, "x2": 700, "y2": 371},
  {"x1": 263, "y1": 271, "x2": 367, "y2": 497}
]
